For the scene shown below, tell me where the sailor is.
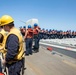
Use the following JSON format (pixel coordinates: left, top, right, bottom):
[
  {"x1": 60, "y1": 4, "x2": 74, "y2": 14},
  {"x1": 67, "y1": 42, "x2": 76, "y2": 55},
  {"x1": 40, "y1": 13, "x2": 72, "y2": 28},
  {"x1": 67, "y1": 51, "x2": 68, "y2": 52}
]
[
  {"x1": 24, "y1": 25, "x2": 33, "y2": 55},
  {"x1": 1, "y1": 15, "x2": 24, "y2": 75},
  {"x1": 33, "y1": 23, "x2": 40, "y2": 52}
]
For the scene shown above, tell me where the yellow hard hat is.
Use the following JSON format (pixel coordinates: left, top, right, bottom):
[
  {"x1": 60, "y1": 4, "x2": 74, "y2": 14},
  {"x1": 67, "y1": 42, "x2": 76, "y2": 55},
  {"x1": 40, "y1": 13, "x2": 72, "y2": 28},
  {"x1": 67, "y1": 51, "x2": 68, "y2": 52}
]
[{"x1": 1, "y1": 15, "x2": 14, "y2": 26}]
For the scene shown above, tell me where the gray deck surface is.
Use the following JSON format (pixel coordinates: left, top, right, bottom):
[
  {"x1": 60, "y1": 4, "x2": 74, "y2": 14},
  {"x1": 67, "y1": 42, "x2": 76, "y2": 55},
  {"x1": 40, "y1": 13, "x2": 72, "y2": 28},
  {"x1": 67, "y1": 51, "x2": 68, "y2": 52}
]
[{"x1": 24, "y1": 46, "x2": 76, "y2": 75}]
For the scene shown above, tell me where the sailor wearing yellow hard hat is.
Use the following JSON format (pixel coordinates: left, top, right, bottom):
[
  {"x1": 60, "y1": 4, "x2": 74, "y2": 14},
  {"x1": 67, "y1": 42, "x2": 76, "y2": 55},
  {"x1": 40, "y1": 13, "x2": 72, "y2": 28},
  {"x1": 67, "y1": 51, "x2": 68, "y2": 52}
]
[{"x1": 0, "y1": 15, "x2": 24, "y2": 75}]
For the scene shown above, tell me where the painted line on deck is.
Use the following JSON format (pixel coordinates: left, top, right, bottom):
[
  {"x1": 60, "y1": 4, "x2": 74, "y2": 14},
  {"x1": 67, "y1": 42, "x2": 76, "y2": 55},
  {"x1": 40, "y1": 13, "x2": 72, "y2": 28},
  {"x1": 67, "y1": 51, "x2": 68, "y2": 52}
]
[{"x1": 40, "y1": 42, "x2": 76, "y2": 52}]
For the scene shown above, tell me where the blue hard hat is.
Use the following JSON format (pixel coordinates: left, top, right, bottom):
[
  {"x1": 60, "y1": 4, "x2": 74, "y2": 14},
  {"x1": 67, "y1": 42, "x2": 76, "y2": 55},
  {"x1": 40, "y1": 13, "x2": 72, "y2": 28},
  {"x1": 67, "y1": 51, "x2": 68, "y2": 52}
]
[
  {"x1": 23, "y1": 26, "x2": 26, "y2": 28},
  {"x1": 34, "y1": 23, "x2": 38, "y2": 26},
  {"x1": 28, "y1": 25, "x2": 31, "y2": 28}
]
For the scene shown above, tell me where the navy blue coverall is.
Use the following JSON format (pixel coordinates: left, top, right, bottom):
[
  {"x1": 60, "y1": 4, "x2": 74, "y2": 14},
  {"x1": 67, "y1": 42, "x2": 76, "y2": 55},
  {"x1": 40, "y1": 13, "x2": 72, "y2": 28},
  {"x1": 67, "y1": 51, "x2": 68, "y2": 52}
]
[
  {"x1": 26, "y1": 38, "x2": 33, "y2": 55},
  {"x1": 5, "y1": 34, "x2": 23, "y2": 75}
]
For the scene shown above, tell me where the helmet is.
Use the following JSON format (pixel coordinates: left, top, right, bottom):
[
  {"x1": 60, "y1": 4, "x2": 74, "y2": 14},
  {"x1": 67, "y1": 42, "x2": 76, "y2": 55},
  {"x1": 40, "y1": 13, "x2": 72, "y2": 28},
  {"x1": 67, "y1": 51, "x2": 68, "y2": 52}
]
[
  {"x1": 23, "y1": 26, "x2": 26, "y2": 28},
  {"x1": 1, "y1": 15, "x2": 14, "y2": 26},
  {"x1": 34, "y1": 23, "x2": 38, "y2": 27},
  {"x1": 28, "y1": 25, "x2": 31, "y2": 28}
]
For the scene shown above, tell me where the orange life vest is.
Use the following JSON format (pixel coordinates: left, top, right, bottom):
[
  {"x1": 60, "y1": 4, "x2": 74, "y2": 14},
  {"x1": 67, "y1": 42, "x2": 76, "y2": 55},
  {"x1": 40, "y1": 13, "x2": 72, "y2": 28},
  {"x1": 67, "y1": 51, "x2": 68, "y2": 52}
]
[
  {"x1": 33, "y1": 27, "x2": 39, "y2": 35},
  {"x1": 26, "y1": 28, "x2": 33, "y2": 38}
]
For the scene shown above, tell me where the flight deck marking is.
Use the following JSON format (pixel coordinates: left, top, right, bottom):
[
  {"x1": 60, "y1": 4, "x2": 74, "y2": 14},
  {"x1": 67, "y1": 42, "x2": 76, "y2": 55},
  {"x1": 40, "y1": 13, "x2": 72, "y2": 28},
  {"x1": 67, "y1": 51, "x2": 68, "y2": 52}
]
[{"x1": 40, "y1": 42, "x2": 76, "y2": 52}]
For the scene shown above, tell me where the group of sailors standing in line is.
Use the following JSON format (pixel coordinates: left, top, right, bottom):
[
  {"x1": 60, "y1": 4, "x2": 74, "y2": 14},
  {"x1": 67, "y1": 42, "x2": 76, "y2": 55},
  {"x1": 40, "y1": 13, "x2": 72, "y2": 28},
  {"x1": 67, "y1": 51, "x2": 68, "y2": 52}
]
[
  {"x1": 39, "y1": 29, "x2": 76, "y2": 39},
  {"x1": 20, "y1": 23, "x2": 40, "y2": 56},
  {"x1": 20, "y1": 25, "x2": 76, "y2": 55},
  {"x1": 20, "y1": 26, "x2": 76, "y2": 40}
]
